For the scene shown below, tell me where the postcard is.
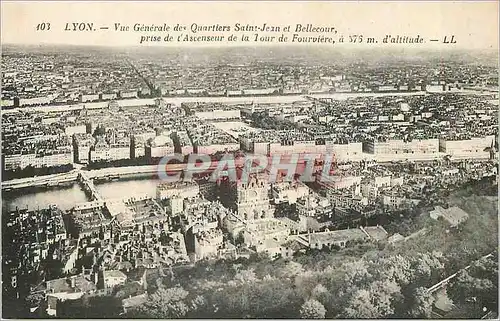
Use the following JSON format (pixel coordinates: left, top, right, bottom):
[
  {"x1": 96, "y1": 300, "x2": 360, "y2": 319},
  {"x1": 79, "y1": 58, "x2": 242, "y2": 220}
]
[{"x1": 1, "y1": 1, "x2": 498, "y2": 319}]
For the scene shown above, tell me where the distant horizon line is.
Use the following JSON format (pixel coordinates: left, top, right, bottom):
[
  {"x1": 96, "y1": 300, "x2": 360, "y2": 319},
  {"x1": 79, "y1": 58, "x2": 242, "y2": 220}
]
[{"x1": 2, "y1": 42, "x2": 499, "y2": 52}]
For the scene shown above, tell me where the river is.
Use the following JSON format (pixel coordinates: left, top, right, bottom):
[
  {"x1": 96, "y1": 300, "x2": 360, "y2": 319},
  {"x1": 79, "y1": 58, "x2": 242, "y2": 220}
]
[
  {"x1": 94, "y1": 177, "x2": 160, "y2": 200},
  {"x1": 2, "y1": 177, "x2": 161, "y2": 213},
  {"x1": 2, "y1": 183, "x2": 89, "y2": 212},
  {"x1": 1, "y1": 91, "x2": 428, "y2": 114}
]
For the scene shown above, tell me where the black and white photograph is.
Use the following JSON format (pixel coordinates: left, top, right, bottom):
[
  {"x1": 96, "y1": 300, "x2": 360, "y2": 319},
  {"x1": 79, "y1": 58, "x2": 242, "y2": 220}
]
[{"x1": 1, "y1": 1, "x2": 498, "y2": 319}]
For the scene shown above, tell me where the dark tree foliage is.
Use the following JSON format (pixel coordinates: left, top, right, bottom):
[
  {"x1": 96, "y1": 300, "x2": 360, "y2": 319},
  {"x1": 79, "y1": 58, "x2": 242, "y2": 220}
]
[{"x1": 448, "y1": 255, "x2": 498, "y2": 313}]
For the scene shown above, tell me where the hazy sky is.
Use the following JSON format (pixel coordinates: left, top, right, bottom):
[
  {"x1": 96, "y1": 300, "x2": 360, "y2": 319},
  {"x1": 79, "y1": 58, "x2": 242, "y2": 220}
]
[{"x1": 2, "y1": 1, "x2": 498, "y2": 49}]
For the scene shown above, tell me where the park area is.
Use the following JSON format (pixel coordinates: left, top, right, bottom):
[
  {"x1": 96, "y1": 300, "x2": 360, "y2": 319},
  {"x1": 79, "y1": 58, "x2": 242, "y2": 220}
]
[{"x1": 211, "y1": 121, "x2": 261, "y2": 138}]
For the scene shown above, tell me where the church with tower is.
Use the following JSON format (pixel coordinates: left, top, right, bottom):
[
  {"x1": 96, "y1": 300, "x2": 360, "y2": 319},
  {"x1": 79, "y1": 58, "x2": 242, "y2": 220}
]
[{"x1": 220, "y1": 173, "x2": 275, "y2": 222}]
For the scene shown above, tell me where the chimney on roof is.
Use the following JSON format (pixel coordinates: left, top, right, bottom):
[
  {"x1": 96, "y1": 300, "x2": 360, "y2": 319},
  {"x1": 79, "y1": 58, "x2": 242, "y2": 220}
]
[{"x1": 70, "y1": 277, "x2": 76, "y2": 288}]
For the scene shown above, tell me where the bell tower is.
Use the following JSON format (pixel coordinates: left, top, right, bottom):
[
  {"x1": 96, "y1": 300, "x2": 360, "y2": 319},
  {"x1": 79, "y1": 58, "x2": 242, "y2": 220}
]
[{"x1": 235, "y1": 175, "x2": 274, "y2": 221}]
